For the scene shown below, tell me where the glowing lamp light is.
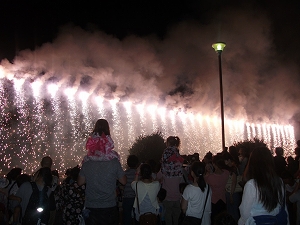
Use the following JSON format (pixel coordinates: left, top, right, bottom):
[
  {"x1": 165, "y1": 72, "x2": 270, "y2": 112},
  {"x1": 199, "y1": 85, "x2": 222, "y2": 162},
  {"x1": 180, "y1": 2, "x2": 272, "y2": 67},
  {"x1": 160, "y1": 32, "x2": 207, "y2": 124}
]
[{"x1": 212, "y1": 42, "x2": 226, "y2": 52}]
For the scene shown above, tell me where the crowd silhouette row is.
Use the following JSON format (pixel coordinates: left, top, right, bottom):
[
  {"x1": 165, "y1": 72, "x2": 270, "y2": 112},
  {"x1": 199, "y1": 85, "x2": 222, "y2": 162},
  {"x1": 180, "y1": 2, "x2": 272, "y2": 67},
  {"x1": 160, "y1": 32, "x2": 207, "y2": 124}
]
[{"x1": 0, "y1": 119, "x2": 299, "y2": 225}]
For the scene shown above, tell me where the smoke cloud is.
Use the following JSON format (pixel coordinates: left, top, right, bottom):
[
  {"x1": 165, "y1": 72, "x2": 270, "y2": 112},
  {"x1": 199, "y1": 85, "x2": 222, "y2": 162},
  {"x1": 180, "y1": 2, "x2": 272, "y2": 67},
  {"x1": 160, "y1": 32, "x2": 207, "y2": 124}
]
[{"x1": 1, "y1": 7, "x2": 299, "y2": 125}]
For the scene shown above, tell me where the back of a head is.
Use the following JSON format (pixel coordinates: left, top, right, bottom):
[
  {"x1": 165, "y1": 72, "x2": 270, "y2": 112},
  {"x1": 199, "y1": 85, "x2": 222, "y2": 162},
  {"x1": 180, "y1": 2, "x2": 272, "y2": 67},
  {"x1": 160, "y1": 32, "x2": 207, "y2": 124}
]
[
  {"x1": 222, "y1": 152, "x2": 233, "y2": 161},
  {"x1": 41, "y1": 156, "x2": 53, "y2": 168},
  {"x1": 16, "y1": 174, "x2": 31, "y2": 187},
  {"x1": 212, "y1": 154, "x2": 226, "y2": 169},
  {"x1": 248, "y1": 147, "x2": 274, "y2": 178},
  {"x1": 191, "y1": 161, "x2": 206, "y2": 191},
  {"x1": 229, "y1": 146, "x2": 238, "y2": 155},
  {"x1": 191, "y1": 153, "x2": 200, "y2": 162},
  {"x1": 127, "y1": 155, "x2": 139, "y2": 169},
  {"x1": 166, "y1": 136, "x2": 180, "y2": 147},
  {"x1": 275, "y1": 147, "x2": 284, "y2": 156},
  {"x1": 204, "y1": 151, "x2": 213, "y2": 161},
  {"x1": 93, "y1": 119, "x2": 110, "y2": 135},
  {"x1": 191, "y1": 161, "x2": 205, "y2": 176},
  {"x1": 140, "y1": 163, "x2": 152, "y2": 180},
  {"x1": 37, "y1": 167, "x2": 53, "y2": 187},
  {"x1": 247, "y1": 147, "x2": 283, "y2": 212},
  {"x1": 6, "y1": 167, "x2": 22, "y2": 181}
]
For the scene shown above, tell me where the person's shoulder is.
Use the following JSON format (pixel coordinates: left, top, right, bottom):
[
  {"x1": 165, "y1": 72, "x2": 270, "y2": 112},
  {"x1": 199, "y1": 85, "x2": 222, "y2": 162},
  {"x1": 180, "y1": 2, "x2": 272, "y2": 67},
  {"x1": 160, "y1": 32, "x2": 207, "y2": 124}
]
[
  {"x1": 244, "y1": 179, "x2": 256, "y2": 188},
  {"x1": 185, "y1": 184, "x2": 195, "y2": 190},
  {"x1": 151, "y1": 180, "x2": 160, "y2": 186},
  {"x1": 108, "y1": 158, "x2": 123, "y2": 167},
  {"x1": 125, "y1": 168, "x2": 135, "y2": 174},
  {"x1": 17, "y1": 181, "x2": 32, "y2": 193}
]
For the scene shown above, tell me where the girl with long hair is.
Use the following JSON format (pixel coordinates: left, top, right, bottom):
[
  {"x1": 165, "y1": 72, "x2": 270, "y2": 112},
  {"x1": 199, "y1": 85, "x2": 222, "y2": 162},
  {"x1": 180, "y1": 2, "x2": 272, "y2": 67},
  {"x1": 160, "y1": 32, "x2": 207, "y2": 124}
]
[
  {"x1": 238, "y1": 147, "x2": 289, "y2": 225},
  {"x1": 83, "y1": 119, "x2": 120, "y2": 163},
  {"x1": 131, "y1": 163, "x2": 160, "y2": 224},
  {"x1": 181, "y1": 161, "x2": 211, "y2": 225}
]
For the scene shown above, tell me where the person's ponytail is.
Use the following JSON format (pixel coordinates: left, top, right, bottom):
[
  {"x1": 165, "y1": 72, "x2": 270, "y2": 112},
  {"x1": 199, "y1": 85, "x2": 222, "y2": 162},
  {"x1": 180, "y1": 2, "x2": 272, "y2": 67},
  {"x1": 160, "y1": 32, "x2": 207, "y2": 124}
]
[
  {"x1": 197, "y1": 173, "x2": 206, "y2": 192},
  {"x1": 191, "y1": 161, "x2": 206, "y2": 192}
]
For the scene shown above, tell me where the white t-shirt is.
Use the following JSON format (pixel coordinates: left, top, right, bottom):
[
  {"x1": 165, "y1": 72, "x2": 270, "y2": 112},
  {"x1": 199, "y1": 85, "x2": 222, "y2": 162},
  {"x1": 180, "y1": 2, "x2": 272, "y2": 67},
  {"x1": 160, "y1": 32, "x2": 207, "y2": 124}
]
[
  {"x1": 182, "y1": 184, "x2": 211, "y2": 224},
  {"x1": 238, "y1": 179, "x2": 289, "y2": 225}
]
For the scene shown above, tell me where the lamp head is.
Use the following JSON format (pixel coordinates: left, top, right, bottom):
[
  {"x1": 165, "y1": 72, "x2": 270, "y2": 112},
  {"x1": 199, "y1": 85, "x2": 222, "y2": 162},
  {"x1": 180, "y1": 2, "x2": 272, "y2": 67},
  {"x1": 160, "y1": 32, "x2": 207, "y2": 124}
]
[{"x1": 212, "y1": 42, "x2": 226, "y2": 53}]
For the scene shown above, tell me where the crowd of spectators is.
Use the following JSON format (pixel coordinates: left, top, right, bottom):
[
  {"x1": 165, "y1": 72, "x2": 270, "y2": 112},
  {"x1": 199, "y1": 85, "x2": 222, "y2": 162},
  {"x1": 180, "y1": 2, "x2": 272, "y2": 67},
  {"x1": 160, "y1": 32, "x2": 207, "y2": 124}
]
[{"x1": 0, "y1": 118, "x2": 299, "y2": 225}]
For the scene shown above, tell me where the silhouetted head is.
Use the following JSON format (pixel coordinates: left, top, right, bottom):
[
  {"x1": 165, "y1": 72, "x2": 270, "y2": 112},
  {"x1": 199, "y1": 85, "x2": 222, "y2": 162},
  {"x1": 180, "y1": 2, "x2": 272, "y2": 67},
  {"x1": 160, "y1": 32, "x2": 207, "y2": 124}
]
[
  {"x1": 191, "y1": 161, "x2": 205, "y2": 178},
  {"x1": 140, "y1": 163, "x2": 152, "y2": 180},
  {"x1": 275, "y1": 147, "x2": 284, "y2": 156},
  {"x1": 93, "y1": 119, "x2": 110, "y2": 135},
  {"x1": 36, "y1": 167, "x2": 53, "y2": 187},
  {"x1": 166, "y1": 136, "x2": 180, "y2": 147},
  {"x1": 204, "y1": 151, "x2": 213, "y2": 162},
  {"x1": 247, "y1": 147, "x2": 275, "y2": 179},
  {"x1": 212, "y1": 153, "x2": 226, "y2": 170},
  {"x1": 41, "y1": 156, "x2": 53, "y2": 168},
  {"x1": 6, "y1": 168, "x2": 22, "y2": 182},
  {"x1": 127, "y1": 155, "x2": 139, "y2": 169},
  {"x1": 16, "y1": 174, "x2": 31, "y2": 187}
]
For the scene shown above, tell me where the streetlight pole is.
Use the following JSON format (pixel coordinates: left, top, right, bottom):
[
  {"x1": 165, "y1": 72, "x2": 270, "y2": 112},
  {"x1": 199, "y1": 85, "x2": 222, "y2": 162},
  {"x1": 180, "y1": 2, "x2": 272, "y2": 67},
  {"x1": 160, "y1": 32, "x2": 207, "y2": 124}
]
[{"x1": 212, "y1": 42, "x2": 226, "y2": 151}]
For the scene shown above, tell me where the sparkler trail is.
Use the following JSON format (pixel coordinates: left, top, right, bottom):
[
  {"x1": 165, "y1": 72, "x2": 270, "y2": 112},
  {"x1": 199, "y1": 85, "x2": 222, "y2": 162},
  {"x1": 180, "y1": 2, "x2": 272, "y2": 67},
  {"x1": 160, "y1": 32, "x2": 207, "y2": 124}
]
[{"x1": 0, "y1": 77, "x2": 296, "y2": 174}]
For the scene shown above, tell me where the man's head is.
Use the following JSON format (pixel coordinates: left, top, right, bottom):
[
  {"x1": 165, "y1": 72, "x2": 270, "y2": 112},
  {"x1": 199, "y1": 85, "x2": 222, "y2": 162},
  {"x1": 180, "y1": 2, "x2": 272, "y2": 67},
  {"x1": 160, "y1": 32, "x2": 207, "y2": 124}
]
[{"x1": 41, "y1": 156, "x2": 53, "y2": 168}]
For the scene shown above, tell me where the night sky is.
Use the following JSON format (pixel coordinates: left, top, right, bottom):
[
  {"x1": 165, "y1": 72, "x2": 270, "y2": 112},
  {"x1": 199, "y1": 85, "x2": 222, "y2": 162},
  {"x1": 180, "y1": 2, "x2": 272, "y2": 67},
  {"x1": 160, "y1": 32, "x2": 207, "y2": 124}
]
[
  {"x1": 1, "y1": 0, "x2": 300, "y2": 62},
  {"x1": 0, "y1": 0, "x2": 300, "y2": 137}
]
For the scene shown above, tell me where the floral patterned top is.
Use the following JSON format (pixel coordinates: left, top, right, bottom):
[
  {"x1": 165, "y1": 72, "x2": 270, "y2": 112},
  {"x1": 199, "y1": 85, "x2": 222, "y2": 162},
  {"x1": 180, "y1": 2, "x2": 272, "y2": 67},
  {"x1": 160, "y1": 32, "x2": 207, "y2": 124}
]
[
  {"x1": 83, "y1": 132, "x2": 120, "y2": 163},
  {"x1": 161, "y1": 146, "x2": 184, "y2": 177},
  {"x1": 58, "y1": 181, "x2": 86, "y2": 225}
]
